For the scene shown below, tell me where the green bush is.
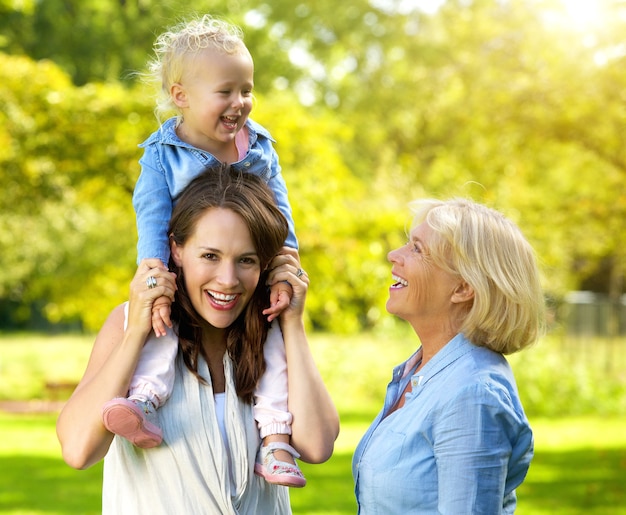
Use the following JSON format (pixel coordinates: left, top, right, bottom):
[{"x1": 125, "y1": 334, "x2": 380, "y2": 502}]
[
  {"x1": 2, "y1": 331, "x2": 625, "y2": 417},
  {"x1": 509, "y1": 334, "x2": 626, "y2": 417}
]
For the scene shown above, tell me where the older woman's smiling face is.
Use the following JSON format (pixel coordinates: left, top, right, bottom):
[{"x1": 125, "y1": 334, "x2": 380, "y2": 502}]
[{"x1": 386, "y1": 222, "x2": 462, "y2": 329}]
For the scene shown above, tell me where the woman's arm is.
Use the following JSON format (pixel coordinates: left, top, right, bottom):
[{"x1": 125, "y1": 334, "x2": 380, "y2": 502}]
[
  {"x1": 266, "y1": 248, "x2": 340, "y2": 463},
  {"x1": 56, "y1": 259, "x2": 176, "y2": 469}
]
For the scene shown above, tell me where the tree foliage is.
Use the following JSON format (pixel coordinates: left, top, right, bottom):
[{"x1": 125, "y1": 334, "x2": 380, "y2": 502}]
[{"x1": 1, "y1": 0, "x2": 624, "y2": 332}]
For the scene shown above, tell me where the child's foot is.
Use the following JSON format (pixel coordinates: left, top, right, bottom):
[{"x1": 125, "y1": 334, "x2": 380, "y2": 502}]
[
  {"x1": 254, "y1": 442, "x2": 306, "y2": 488},
  {"x1": 102, "y1": 397, "x2": 162, "y2": 448}
]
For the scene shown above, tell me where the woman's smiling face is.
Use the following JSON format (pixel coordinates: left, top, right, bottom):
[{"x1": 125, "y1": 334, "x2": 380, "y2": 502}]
[
  {"x1": 171, "y1": 207, "x2": 261, "y2": 330},
  {"x1": 386, "y1": 222, "x2": 461, "y2": 328}
]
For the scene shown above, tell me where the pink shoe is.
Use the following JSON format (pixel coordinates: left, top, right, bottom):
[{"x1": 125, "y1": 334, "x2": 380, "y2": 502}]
[
  {"x1": 254, "y1": 442, "x2": 307, "y2": 488},
  {"x1": 102, "y1": 397, "x2": 162, "y2": 448}
]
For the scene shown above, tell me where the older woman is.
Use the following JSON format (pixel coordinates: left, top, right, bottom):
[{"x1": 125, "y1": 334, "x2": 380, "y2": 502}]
[
  {"x1": 352, "y1": 198, "x2": 545, "y2": 514},
  {"x1": 57, "y1": 166, "x2": 339, "y2": 514}
]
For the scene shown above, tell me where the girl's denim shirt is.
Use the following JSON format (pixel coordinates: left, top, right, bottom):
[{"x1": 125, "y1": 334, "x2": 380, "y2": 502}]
[
  {"x1": 352, "y1": 333, "x2": 533, "y2": 514},
  {"x1": 133, "y1": 117, "x2": 298, "y2": 265}
]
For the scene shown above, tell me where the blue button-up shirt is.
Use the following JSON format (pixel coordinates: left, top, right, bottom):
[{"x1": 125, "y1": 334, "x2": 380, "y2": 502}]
[
  {"x1": 352, "y1": 333, "x2": 533, "y2": 514},
  {"x1": 132, "y1": 117, "x2": 297, "y2": 265}
]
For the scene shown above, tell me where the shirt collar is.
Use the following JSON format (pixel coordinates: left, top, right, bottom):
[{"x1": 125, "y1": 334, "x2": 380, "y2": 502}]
[{"x1": 398, "y1": 333, "x2": 475, "y2": 385}]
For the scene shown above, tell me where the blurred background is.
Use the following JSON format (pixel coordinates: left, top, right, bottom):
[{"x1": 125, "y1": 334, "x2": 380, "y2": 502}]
[
  {"x1": 1, "y1": 0, "x2": 625, "y2": 335},
  {"x1": 0, "y1": 0, "x2": 625, "y2": 513}
]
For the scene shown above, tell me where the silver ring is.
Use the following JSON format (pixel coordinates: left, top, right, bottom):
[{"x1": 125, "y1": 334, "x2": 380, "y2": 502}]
[
  {"x1": 296, "y1": 268, "x2": 305, "y2": 278},
  {"x1": 146, "y1": 276, "x2": 157, "y2": 289}
]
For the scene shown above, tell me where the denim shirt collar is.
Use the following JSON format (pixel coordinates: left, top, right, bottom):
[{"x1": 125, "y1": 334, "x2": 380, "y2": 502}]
[
  {"x1": 396, "y1": 333, "x2": 475, "y2": 388},
  {"x1": 139, "y1": 117, "x2": 275, "y2": 149}
]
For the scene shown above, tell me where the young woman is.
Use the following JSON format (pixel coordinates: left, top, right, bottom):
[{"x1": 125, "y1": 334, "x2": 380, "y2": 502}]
[{"x1": 57, "y1": 165, "x2": 339, "y2": 513}]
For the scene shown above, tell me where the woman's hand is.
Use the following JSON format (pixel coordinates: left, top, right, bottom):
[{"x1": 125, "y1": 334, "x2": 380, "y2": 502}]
[
  {"x1": 127, "y1": 259, "x2": 177, "y2": 340},
  {"x1": 265, "y1": 248, "x2": 308, "y2": 321}
]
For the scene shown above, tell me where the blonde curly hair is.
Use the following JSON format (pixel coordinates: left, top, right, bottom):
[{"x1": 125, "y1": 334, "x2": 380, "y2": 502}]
[{"x1": 146, "y1": 14, "x2": 250, "y2": 122}]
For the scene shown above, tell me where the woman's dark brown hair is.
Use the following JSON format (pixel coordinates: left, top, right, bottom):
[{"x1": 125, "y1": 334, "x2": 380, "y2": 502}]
[{"x1": 168, "y1": 164, "x2": 289, "y2": 402}]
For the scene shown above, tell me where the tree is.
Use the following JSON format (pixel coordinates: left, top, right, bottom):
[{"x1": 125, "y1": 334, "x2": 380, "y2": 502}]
[
  {"x1": 1, "y1": 0, "x2": 625, "y2": 332},
  {"x1": 0, "y1": 53, "x2": 153, "y2": 328}
]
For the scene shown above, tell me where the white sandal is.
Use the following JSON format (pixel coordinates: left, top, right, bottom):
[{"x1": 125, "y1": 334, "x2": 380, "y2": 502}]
[{"x1": 254, "y1": 442, "x2": 307, "y2": 488}]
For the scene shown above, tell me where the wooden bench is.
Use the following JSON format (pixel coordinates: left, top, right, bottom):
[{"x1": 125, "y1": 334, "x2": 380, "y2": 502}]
[{"x1": 45, "y1": 381, "x2": 78, "y2": 401}]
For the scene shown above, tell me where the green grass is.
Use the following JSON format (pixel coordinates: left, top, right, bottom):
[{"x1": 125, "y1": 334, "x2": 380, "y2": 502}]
[
  {"x1": 291, "y1": 416, "x2": 626, "y2": 514},
  {"x1": 516, "y1": 418, "x2": 626, "y2": 514},
  {"x1": 1, "y1": 331, "x2": 626, "y2": 513},
  {"x1": 0, "y1": 413, "x2": 103, "y2": 514},
  {"x1": 1, "y1": 413, "x2": 625, "y2": 514}
]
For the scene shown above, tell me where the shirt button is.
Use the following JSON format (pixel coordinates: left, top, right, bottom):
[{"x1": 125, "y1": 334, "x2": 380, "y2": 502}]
[
  {"x1": 412, "y1": 376, "x2": 424, "y2": 387},
  {"x1": 244, "y1": 162, "x2": 251, "y2": 168}
]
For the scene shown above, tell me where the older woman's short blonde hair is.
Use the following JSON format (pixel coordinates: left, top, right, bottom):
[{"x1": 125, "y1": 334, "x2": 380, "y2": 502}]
[
  {"x1": 409, "y1": 198, "x2": 545, "y2": 354},
  {"x1": 146, "y1": 14, "x2": 250, "y2": 121}
]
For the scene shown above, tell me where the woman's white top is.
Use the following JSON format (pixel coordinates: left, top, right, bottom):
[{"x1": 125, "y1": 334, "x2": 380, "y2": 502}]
[
  {"x1": 214, "y1": 392, "x2": 229, "y2": 451},
  {"x1": 102, "y1": 350, "x2": 290, "y2": 514}
]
